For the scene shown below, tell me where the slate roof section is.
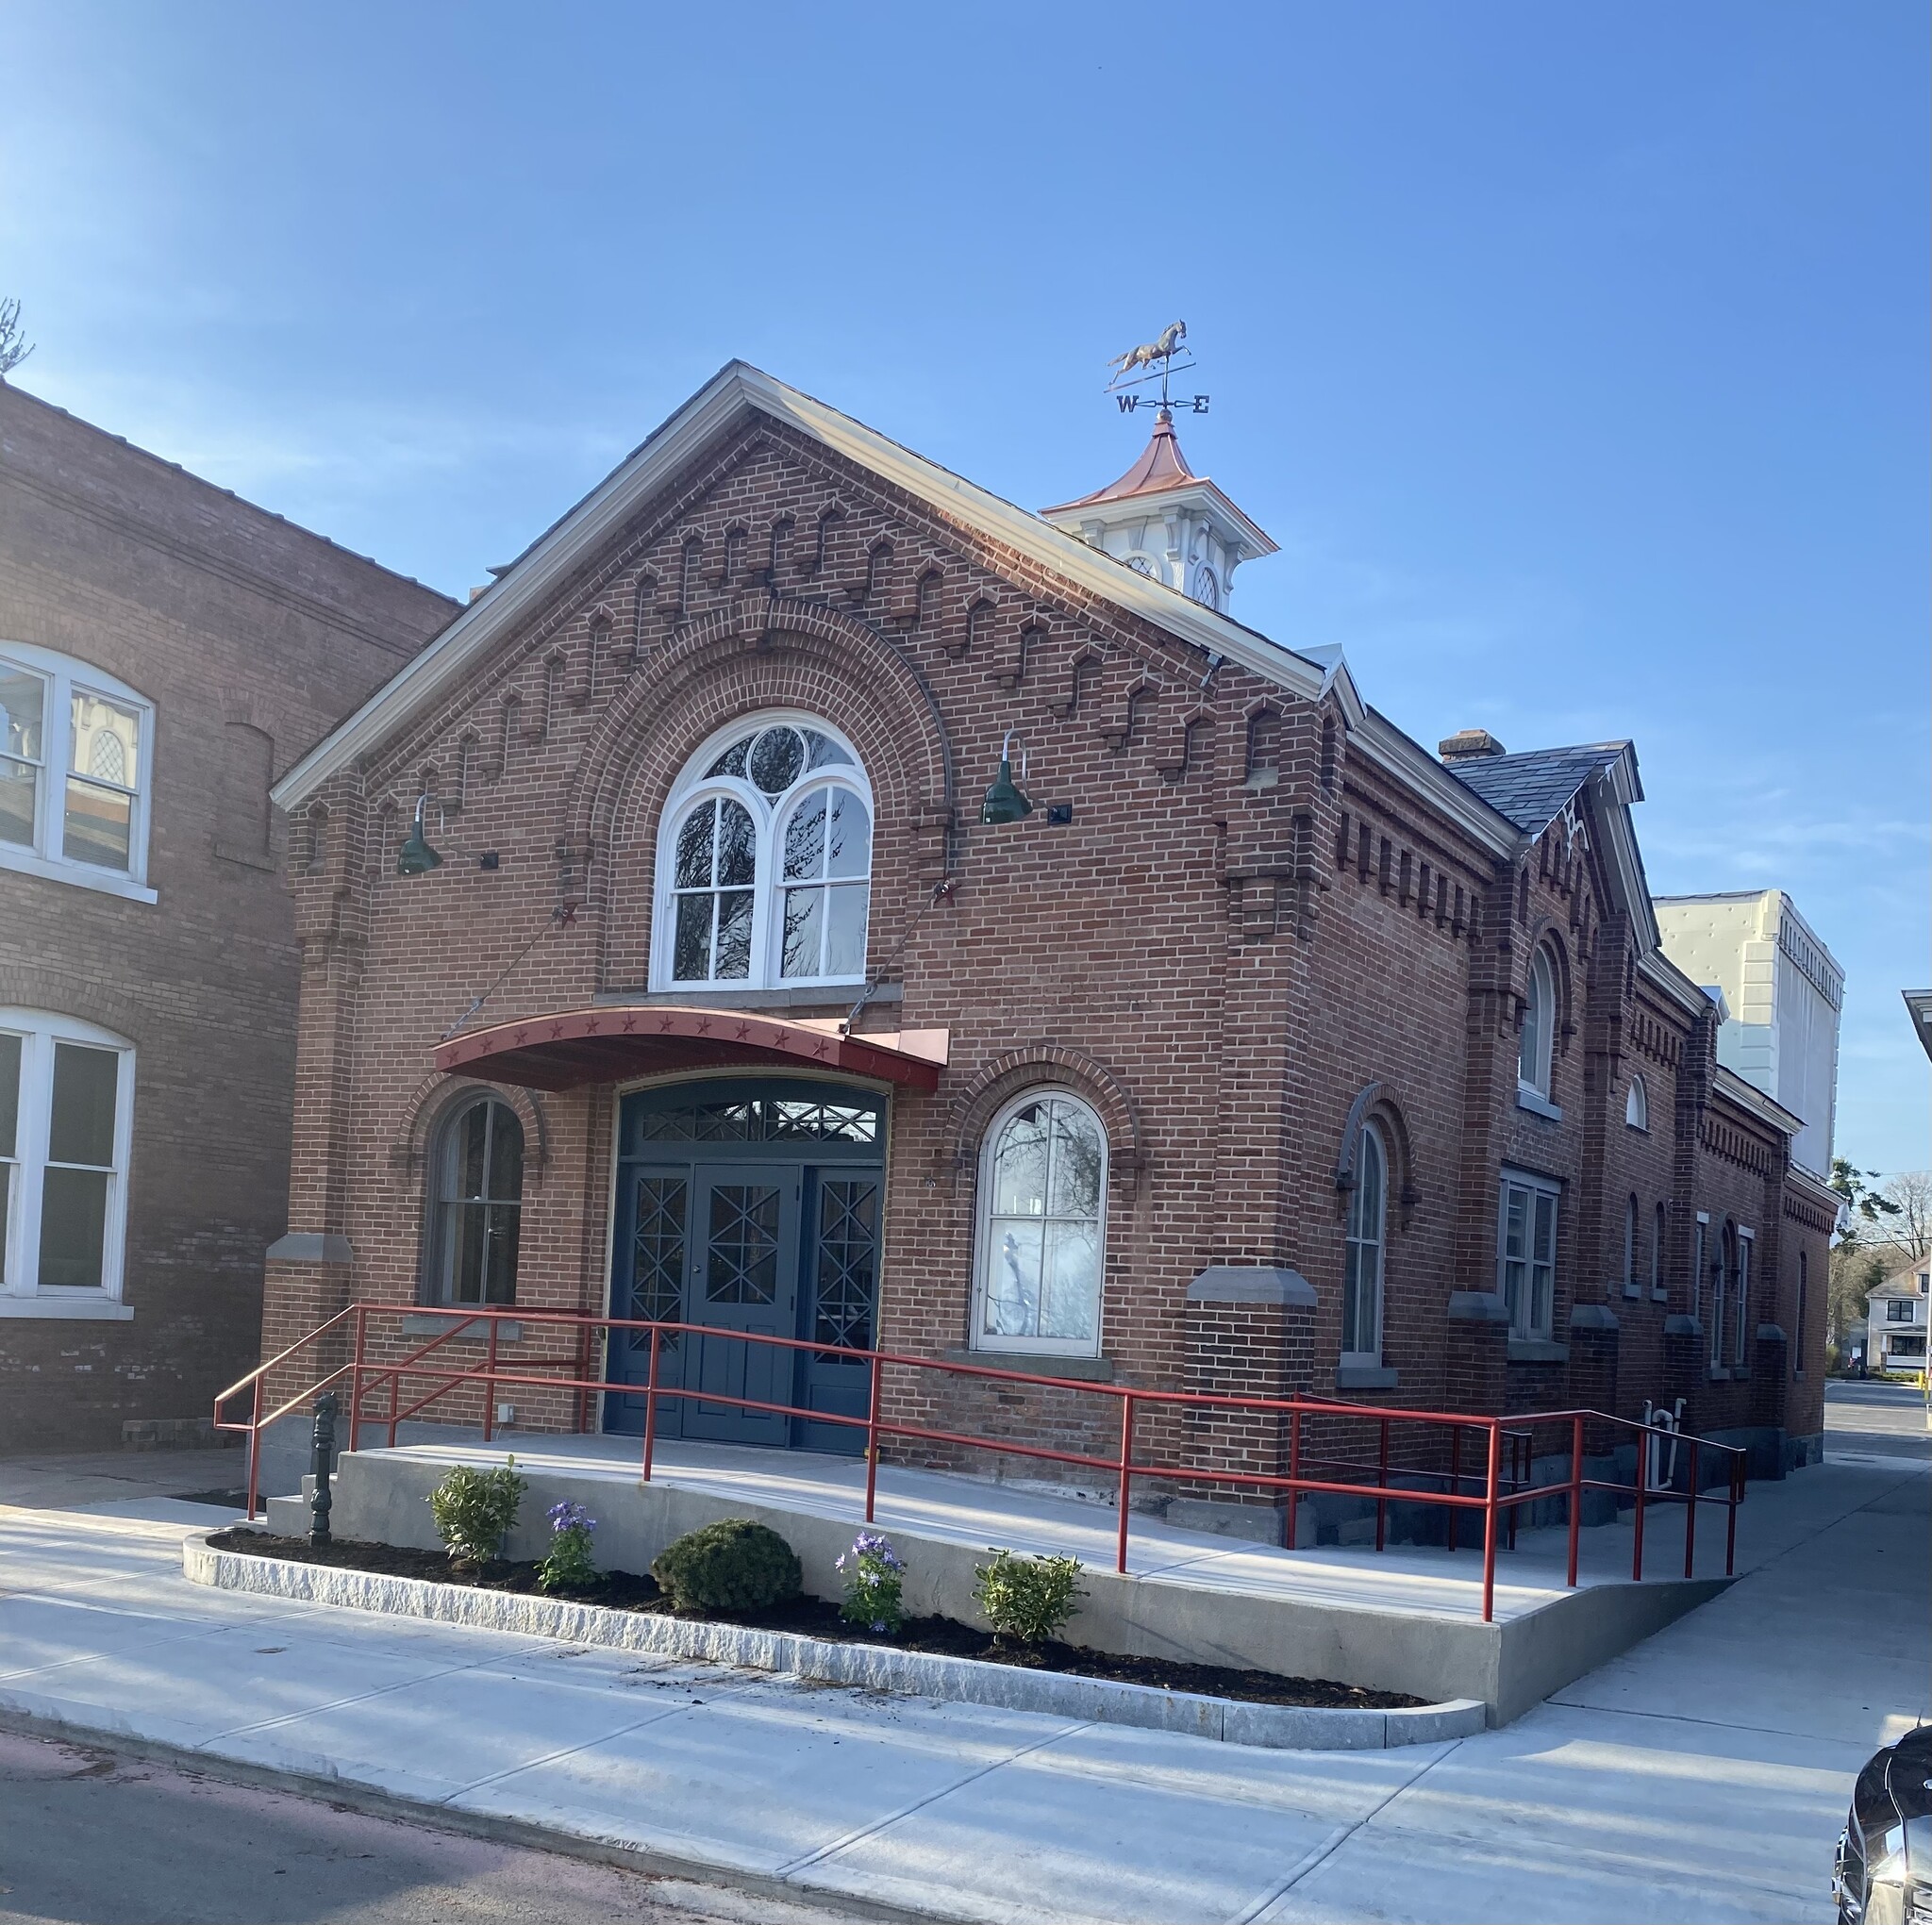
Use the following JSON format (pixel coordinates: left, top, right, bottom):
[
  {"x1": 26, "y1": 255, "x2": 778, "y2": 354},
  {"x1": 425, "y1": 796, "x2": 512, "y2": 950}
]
[{"x1": 1446, "y1": 743, "x2": 1633, "y2": 836}]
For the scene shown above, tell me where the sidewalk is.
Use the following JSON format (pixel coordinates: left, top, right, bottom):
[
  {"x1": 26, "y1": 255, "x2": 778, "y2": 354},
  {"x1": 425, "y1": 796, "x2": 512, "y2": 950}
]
[{"x1": 1, "y1": 1448, "x2": 1923, "y2": 1923}]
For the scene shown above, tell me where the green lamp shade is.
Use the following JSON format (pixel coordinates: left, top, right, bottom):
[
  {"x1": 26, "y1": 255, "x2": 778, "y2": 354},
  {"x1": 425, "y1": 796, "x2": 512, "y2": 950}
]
[
  {"x1": 980, "y1": 755, "x2": 1035, "y2": 825},
  {"x1": 396, "y1": 821, "x2": 444, "y2": 876}
]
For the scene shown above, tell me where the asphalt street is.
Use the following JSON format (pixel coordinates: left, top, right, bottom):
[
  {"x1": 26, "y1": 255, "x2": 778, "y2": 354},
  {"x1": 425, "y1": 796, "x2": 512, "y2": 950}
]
[{"x1": 0, "y1": 1725, "x2": 859, "y2": 1925}]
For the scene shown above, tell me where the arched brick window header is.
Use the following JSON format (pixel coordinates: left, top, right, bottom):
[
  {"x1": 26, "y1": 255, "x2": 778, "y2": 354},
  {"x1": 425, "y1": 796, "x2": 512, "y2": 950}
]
[
  {"x1": 1333, "y1": 1079, "x2": 1419, "y2": 1228},
  {"x1": 948, "y1": 1045, "x2": 1145, "y2": 1193},
  {"x1": 390, "y1": 1071, "x2": 550, "y2": 1190}
]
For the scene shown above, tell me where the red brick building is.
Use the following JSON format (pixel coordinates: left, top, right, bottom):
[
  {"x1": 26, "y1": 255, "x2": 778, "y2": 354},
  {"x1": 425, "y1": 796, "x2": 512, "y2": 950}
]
[
  {"x1": 0, "y1": 383, "x2": 455, "y2": 1452},
  {"x1": 262, "y1": 364, "x2": 1833, "y2": 1519}
]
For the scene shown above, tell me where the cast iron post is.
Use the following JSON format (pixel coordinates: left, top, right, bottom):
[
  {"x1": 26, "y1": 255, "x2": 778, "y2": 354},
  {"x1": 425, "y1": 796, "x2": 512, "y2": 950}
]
[{"x1": 308, "y1": 1391, "x2": 339, "y2": 1548}]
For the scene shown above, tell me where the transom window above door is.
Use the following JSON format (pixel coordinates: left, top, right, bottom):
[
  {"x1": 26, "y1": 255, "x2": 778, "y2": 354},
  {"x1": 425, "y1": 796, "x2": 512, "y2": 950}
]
[{"x1": 654, "y1": 715, "x2": 874, "y2": 991}]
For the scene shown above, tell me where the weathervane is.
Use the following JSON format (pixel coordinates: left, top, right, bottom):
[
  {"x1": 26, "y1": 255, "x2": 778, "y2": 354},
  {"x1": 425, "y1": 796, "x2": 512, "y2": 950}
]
[{"x1": 1105, "y1": 320, "x2": 1208, "y2": 416}]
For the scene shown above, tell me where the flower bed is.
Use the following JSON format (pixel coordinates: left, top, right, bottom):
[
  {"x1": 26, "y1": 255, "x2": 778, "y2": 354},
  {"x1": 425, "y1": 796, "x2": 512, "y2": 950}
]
[{"x1": 207, "y1": 1529, "x2": 1423, "y2": 1712}]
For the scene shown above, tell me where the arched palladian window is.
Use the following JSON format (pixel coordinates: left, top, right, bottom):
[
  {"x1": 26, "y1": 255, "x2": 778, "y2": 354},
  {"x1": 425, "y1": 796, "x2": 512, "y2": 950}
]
[
  {"x1": 1625, "y1": 1075, "x2": 1648, "y2": 1132},
  {"x1": 429, "y1": 1097, "x2": 524, "y2": 1305},
  {"x1": 1341, "y1": 1119, "x2": 1387, "y2": 1365},
  {"x1": 974, "y1": 1089, "x2": 1107, "y2": 1357},
  {"x1": 1518, "y1": 946, "x2": 1557, "y2": 1100},
  {"x1": 654, "y1": 714, "x2": 873, "y2": 989}
]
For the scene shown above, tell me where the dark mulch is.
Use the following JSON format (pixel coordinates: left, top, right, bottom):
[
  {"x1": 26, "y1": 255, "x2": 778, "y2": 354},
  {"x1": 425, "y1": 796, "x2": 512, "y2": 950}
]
[{"x1": 204, "y1": 1529, "x2": 1424, "y2": 1711}]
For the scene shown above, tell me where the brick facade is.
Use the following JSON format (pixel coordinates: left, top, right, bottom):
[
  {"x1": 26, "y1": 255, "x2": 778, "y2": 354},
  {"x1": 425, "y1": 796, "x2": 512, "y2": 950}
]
[
  {"x1": 260, "y1": 369, "x2": 1834, "y2": 1494},
  {"x1": 0, "y1": 385, "x2": 455, "y2": 1452}
]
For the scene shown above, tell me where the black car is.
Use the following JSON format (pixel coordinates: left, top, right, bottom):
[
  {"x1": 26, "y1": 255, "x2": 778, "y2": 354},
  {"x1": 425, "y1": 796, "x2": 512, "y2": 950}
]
[{"x1": 1838, "y1": 1723, "x2": 1932, "y2": 1924}]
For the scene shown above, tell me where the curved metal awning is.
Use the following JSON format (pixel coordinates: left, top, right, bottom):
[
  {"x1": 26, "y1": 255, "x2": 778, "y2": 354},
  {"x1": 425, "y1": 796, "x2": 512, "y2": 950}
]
[{"x1": 432, "y1": 1004, "x2": 947, "y2": 1093}]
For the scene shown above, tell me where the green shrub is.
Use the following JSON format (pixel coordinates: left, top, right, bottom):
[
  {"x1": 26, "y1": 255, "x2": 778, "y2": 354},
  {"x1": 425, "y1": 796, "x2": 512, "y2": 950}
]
[
  {"x1": 973, "y1": 1549, "x2": 1086, "y2": 1644},
  {"x1": 427, "y1": 1456, "x2": 526, "y2": 1566},
  {"x1": 652, "y1": 1518, "x2": 802, "y2": 1615}
]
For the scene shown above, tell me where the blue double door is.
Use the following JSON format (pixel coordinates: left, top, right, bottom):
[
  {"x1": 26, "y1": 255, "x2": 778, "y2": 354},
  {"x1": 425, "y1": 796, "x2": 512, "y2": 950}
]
[{"x1": 603, "y1": 1079, "x2": 882, "y2": 1454}]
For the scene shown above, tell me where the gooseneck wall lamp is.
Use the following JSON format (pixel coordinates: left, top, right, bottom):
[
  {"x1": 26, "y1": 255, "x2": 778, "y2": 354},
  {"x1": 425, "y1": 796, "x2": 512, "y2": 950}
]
[
  {"x1": 979, "y1": 730, "x2": 1035, "y2": 825},
  {"x1": 395, "y1": 793, "x2": 444, "y2": 876}
]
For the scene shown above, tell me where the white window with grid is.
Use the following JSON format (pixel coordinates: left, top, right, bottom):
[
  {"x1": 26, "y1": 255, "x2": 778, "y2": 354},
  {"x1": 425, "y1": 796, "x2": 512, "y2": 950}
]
[
  {"x1": 0, "y1": 1010, "x2": 136, "y2": 1319},
  {"x1": 0, "y1": 643, "x2": 155, "y2": 901},
  {"x1": 652, "y1": 714, "x2": 872, "y2": 991},
  {"x1": 1497, "y1": 1169, "x2": 1558, "y2": 1339}
]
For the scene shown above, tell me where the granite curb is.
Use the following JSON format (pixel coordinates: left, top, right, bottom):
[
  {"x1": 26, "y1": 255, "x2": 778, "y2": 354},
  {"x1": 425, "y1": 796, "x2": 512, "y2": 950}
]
[{"x1": 182, "y1": 1533, "x2": 1484, "y2": 1751}]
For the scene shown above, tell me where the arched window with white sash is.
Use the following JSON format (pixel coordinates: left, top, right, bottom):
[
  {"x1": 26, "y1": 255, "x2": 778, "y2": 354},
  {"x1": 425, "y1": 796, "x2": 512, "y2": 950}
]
[
  {"x1": 652, "y1": 715, "x2": 874, "y2": 991},
  {"x1": 1341, "y1": 1118, "x2": 1387, "y2": 1365},
  {"x1": 973, "y1": 1089, "x2": 1108, "y2": 1358}
]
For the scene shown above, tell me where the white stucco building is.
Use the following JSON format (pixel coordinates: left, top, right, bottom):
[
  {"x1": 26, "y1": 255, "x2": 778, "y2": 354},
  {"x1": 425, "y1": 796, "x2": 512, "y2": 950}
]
[{"x1": 1655, "y1": 888, "x2": 1843, "y2": 1178}]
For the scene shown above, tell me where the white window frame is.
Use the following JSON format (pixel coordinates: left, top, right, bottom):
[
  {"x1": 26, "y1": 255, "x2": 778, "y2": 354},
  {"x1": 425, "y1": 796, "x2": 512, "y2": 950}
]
[
  {"x1": 1496, "y1": 1168, "x2": 1559, "y2": 1339},
  {"x1": 1692, "y1": 1211, "x2": 1709, "y2": 1331},
  {"x1": 971, "y1": 1087, "x2": 1108, "y2": 1360},
  {"x1": 0, "y1": 1009, "x2": 137, "y2": 1319},
  {"x1": 1623, "y1": 1193, "x2": 1641, "y2": 1299},
  {"x1": 1624, "y1": 1075, "x2": 1648, "y2": 1132},
  {"x1": 1733, "y1": 1227, "x2": 1753, "y2": 1365},
  {"x1": 1517, "y1": 946, "x2": 1560, "y2": 1117},
  {"x1": 0, "y1": 642, "x2": 157, "y2": 903},
  {"x1": 1652, "y1": 1201, "x2": 1668, "y2": 1301},
  {"x1": 650, "y1": 711, "x2": 873, "y2": 993},
  {"x1": 1341, "y1": 1119, "x2": 1388, "y2": 1367},
  {"x1": 1710, "y1": 1222, "x2": 1733, "y2": 1369}
]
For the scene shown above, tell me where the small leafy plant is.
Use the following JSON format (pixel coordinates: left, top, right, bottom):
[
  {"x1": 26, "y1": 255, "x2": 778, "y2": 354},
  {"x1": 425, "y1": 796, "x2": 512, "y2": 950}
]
[
  {"x1": 651, "y1": 1518, "x2": 802, "y2": 1615},
  {"x1": 835, "y1": 1529, "x2": 907, "y2": 1635},
  {"x1": 538, "y1": 1499, "x2": 599, "y2": 1593},
  {"x1": 426, "y1": 1456, "x2": 526, "y2": 1567},
  {"x1": 973, "y1": 1549, "x2": 1086, "y2": 1645}
]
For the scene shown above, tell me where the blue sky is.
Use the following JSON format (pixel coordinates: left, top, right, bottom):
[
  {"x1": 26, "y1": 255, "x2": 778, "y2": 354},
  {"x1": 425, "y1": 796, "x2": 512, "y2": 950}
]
[{"x1": 6, "y1": 2, "x2": 1926, "y2": 1170}]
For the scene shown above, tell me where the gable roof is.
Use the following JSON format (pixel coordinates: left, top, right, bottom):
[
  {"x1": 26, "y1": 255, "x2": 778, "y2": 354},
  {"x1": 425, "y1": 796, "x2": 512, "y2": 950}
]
[
  {"x1": 270, "y1": 363, "x2": 1523, "y2": 855},
  {"x1": 1447, "y1": 743, "x2": 1635, "y2": 835},
  {"x1": 274, "y1": 364, "x2": 1335, "y2": 808}
]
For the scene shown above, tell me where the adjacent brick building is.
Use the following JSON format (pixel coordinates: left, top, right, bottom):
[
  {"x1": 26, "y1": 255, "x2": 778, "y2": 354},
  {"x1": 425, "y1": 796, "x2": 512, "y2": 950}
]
[
  {"x1": 260, "y1": 364, "x2": 1835, "y2": 1522},
  {"x1": 0, "y1": 382, "x2": 456, "y2": 1452}
]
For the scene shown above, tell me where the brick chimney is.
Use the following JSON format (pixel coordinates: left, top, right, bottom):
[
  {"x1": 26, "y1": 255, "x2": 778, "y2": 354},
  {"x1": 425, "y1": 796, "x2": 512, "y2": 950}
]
[{"x1": 1439, "y1": 728, "x2": 1507, "y2": 763}]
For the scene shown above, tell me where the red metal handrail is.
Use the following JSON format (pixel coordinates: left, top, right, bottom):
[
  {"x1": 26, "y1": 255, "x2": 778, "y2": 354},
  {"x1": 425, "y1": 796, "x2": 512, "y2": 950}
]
[{"x1": 214, "y1": 1301, "x2": 1749, "y2": 1620}]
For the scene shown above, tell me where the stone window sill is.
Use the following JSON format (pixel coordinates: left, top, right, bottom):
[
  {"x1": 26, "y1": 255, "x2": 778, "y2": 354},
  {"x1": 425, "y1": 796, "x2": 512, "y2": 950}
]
[
  {"x1": 1651, "y1": 1288, "x2": 1670, "y2": 1303},
  {"x1": 1336, "y1": 1364, "x2": 1399, "y2": 1391},
  {"x1": 1622, "y1": 1284, "x2": 1642, "y2": 1300},
  {"x1": 0, "y1": 843, "x2": 158, "y2": 904},
  {"x1": 598, "y1": 982, "x2": 902, "y2": 1014},
  {"x1": 0, "y1": 1296, "x2": 135, "y2": 1320},
  {"x1": 402, "y1": 1314, "x2": 523, "y2": 1343},
  {"x1": 1515, "y1": 1087, "x2": 1563, "y2": 1121},
  {"x1": 944, "y1": 1347, "x2": 1114, "y2": 1383},
  {"x1": 1507, "y1": 1337, "x2": 1569, "y2": 1364}
]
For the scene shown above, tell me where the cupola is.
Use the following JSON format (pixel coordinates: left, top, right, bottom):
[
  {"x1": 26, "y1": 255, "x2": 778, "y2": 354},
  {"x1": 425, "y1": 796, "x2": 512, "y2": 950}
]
[{"x1": 1041, "y1": 407, "x2": 1276, "y2": 612}]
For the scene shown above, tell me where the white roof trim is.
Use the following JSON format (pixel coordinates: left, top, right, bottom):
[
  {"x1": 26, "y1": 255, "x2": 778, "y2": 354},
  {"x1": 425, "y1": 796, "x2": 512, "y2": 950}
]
[
  {"x1": 1637, "y1": 948, "x2": 1719, "y2": 1021},
  {"x1": 273, "y1": 362, "x2": 1334, "y2": 808},
  {"x1": 1351, "y1": 706, "x2": 1521, "y2": 858},
  {"x1": 1713, "y1": 1062, "x2": 1805, "y2": 1137}
]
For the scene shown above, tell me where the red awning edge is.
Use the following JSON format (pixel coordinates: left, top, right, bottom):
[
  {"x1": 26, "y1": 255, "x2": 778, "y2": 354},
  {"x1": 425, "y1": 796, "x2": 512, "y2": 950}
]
[{"x1": 431, "y1": 1004, "x2": 947, "y2": 1093}]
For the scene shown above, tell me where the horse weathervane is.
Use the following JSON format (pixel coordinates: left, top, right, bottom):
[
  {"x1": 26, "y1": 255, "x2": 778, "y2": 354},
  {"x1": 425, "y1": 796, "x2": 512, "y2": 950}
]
[{"x1": 1104, "y1": 321, "x2": 1209, "y2": 415}]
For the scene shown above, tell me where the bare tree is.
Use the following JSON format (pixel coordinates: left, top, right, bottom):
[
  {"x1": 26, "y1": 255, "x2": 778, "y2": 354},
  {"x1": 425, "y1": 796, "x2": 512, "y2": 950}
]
[
  {"x1": 0, "y1": 298, "x2": 35, "y2": 379},
  {"x1": 1875, "y1": 1171, "x2": 1932, "y2": 1265}
]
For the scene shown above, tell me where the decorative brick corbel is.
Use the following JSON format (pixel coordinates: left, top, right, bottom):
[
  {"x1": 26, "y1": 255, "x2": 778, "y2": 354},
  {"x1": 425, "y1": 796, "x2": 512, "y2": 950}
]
[
  {"x1": 1094, "y1": 676, "x2": 1158, "y2": 755},
  {"x1": 987, "y1": 612, "x2": 1044, "y2": 692},
  {"x1": 1157, "y1": 705, "x2": 1212, "y2": 782}
]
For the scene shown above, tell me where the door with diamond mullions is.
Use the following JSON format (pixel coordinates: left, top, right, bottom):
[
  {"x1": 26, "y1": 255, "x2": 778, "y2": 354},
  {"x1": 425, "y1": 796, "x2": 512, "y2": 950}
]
[
  {"x1": 682, "y1": 1165, "x2": 799, "y2": 1446},
  {"x1": 604, "y1": 1079, "x2": 884, "y2": 1451}
]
